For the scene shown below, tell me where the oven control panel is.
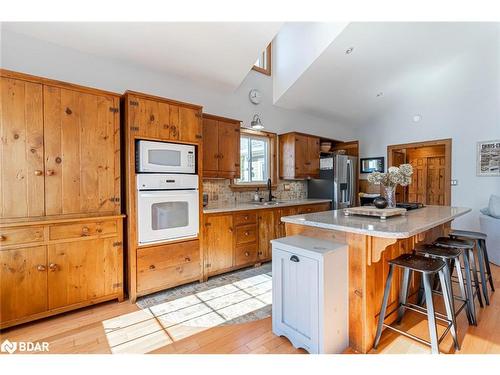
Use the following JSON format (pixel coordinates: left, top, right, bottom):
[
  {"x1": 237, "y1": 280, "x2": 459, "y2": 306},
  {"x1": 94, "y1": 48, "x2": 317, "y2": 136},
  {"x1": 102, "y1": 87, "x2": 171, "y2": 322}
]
[{"x1": 137, "y1": 173, "x2": 199, "y2": 190}]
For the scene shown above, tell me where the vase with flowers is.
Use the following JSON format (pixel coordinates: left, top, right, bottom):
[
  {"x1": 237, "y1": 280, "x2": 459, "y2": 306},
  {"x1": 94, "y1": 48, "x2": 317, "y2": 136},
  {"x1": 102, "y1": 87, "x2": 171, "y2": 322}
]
[{"x1": 367, "y1": 164, "x2": 413, "y2": 208}]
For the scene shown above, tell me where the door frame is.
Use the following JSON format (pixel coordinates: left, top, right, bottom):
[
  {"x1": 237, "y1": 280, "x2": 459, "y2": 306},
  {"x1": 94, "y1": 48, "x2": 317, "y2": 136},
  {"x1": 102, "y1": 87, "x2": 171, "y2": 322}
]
[{"x1": 387, "y1": 138, "x2": 452, "y2": 205}]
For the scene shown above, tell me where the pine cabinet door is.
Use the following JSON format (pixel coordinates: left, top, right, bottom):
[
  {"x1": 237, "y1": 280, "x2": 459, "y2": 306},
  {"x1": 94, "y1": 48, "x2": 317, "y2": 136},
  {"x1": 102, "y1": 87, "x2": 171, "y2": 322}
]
[
  {"x1": 294, "y1": 134, "x2": 309, "y2": 177},
  {"x1": 47, "y1": 237, "x2": 120, "y2": 309},
  {"x1": 43, "y1": 86, "x2": 120, "y2": 215},
  {"x1": 258, "y1": 210, "x2": 275, "y2": 260},
  {"x1": 202, "y1": 117, "x2": 219, "y2": 174},
  {"x1": 307, "y1": 136, "x2": 320, "y2": 177},
  {"x1": 0, "y1": 246, "x2": 48, "y2": 323},
  {"x1": 203, "y1": 215, "x2": 234, "y2": 274},
  {"x1": 178, "y1": 106, "x2": 202, "y2": 143},
  {"x1": 0, "y1": 77, "x2": 45, "y2": 218},
  {"x1": 217, "y1": 121, "x2": 240, "y2": 178}
]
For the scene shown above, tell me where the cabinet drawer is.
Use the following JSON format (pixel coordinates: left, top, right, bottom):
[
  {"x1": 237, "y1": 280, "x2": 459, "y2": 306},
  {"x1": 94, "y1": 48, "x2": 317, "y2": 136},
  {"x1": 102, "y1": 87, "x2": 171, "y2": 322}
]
[
  {"x1": 137, "y1": 240, "x2": 200, "y2": 272},
  {"x1": 137, "y1": 259, "x2": 200, "y2": 293},
  {"x1": 298, "y1": 203, "x2": 330, "y2": 214},
  {"x1": 235, "y1": 224, "x2": 257, "y2": 245},
  {"x1": 234, "y1": 212, "x2": 257, "y2": 226},
  {"x1": 49, "y1": 220, "x2": 117, "y2": 240},
  {"x1": 0, "y1": 226, "x2": 45, "y2": 246},
  {"x1": 234, "y1": 244, "x2": 258, "y2": 266}
]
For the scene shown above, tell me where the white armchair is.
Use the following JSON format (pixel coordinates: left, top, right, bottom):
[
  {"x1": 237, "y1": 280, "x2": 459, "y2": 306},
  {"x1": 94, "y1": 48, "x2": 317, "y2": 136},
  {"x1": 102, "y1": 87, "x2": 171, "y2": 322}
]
[{"x1": 480, "y1": 213, "x2": 500, "y2": 266}]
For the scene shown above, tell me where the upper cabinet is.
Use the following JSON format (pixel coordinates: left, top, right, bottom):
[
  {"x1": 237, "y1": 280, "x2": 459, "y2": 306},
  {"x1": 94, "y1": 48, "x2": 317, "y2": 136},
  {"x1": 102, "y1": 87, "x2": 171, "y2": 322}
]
[
  {"x1": 279, "y1": 132, "x2": 320, "y2": 179},
  {"x1": 202, "y1": 114, "x2": 241, "y2": 179},
  {"x1": 125, "y1": 91, "x2": 202, "y2": 144},
  {"x1": 0, "y1": 73, "x2": 121, "y2": 219}
]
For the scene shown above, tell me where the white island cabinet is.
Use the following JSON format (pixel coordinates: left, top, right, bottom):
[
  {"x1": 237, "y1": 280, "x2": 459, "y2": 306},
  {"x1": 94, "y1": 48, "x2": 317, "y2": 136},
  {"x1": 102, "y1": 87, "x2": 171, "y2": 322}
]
[{"x1": 271, "y1": 235, "x2": 349, "y2": 354}]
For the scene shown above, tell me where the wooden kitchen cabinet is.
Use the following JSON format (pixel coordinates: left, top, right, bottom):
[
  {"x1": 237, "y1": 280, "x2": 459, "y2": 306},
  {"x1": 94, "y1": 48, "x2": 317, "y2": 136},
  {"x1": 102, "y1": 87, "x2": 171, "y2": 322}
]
[
  {"x1": 202, "y1": 113, "x2": 241, "y2": 179},
  {"x1": 0, "y1": 246, "x2": 48, "y2": 323},
  {"x1": 0, "y1": 77, "x2": 45, "y2": 218},
  {"x1": 257, "y1": 210, "x2": 275, "y2": 261},
  {"x1": 203, "y1": 214, "x2": 234, "y2": 275},
  {"x1": 279, "y1": 132, "x2": 320, "y2": 179}
]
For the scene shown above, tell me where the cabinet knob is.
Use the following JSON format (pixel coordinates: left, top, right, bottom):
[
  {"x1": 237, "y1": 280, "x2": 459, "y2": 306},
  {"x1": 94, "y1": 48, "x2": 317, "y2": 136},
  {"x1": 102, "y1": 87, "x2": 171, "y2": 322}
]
[
  {"x1": 37, "y1": 265, "x2": 47, "y2": 272},
  {"x1": 96, "y1": 227, "x2": 102, "y2": 233},
  {"x1": 185, "y1": 257, "x2": 191, "y2": 262},
  {"x1": 244, "y1": 215, "x2": 249, "y2": 220},
  {"x1": 244, "y1": 231, "x2": 249, "y2": 236},
  {"x1": 48, "y1": 263, "x2": 58, "y2": 272},
  {"x1": 245, "y1": 251, "x2": 250, "y2": 257},
  {"x1": 34, "y1": 170, "x2": 43, "y2": 176}
]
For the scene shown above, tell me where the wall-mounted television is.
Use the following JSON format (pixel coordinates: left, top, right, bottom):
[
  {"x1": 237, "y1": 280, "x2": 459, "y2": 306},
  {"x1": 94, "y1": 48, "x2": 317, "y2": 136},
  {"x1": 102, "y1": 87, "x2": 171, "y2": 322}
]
[{"x1": 360, "y1": 157, "x2": 384, "y2": 173}]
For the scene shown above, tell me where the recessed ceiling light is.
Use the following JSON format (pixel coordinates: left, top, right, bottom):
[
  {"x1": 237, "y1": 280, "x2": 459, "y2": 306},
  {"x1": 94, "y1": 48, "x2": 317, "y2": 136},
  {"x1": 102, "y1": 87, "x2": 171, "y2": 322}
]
[
  {"x1": 376, "y1": 92, "x2": 383, "y2": 97},
  {"x1": 345, "y1": 47, "x2": 354, "y2": 54},
  {"x1": 413, "y1": 114, "x2": 422, "y2": 123}
]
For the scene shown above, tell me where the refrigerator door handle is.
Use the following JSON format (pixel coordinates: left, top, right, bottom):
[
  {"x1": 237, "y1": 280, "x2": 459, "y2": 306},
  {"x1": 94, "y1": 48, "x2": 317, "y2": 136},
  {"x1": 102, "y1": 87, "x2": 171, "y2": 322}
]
[{"x1": 346, "y1": 159, "x2": 352, "y2": 206}]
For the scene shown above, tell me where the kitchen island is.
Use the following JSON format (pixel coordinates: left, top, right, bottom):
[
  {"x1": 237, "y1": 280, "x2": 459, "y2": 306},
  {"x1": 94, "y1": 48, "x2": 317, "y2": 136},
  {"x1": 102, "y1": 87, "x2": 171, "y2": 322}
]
[{"x1": 280, "y1": 205, "x2": 471, "y2": 353}]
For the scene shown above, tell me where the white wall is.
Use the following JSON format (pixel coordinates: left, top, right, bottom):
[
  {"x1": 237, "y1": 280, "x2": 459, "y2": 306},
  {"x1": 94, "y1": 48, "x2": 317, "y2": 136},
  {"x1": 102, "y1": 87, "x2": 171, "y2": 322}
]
[
  {"x1": 272, "y1": 22, "x2": 347, "y2": 103},
  {"x1": 0, "y1": 28, "x2": 355, "y2": 141},
  {"x1": 356, "y1": 30, "x2": 500, "y2": 230}
]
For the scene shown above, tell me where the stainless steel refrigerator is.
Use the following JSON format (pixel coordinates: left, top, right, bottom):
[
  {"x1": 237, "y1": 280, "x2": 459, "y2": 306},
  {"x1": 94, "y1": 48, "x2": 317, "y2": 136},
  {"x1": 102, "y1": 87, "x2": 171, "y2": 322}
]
[{"x1": 307, "y1": 154, "x2": 357, "y2": 209}]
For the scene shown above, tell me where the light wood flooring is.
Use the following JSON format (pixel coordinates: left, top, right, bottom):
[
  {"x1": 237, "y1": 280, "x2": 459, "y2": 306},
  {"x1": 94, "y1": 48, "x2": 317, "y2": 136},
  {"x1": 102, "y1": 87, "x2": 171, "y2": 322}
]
[{"x1": 1, "y1": 264, "x2": 498, "y2": 354}]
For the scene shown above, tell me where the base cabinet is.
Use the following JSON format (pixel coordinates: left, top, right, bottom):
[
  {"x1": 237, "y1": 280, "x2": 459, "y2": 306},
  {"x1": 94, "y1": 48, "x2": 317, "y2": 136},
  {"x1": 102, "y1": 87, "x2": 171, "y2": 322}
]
[
  {"x1": 271, "y1": 235, "x2": 349, "y2": 354},
  {"x1": 0, "y1": 217, "x2": 124, "y2": 329}
]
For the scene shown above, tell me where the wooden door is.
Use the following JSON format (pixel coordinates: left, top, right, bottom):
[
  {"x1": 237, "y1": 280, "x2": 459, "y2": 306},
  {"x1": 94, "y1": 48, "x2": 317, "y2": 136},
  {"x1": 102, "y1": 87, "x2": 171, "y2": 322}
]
[
  {"x1": 43, "y1": 86, "x2": 120, "y2": 215},
  {"x1": 178, "y1": 106, "x2": 202, "y2": 143},
  {"x1": 307, "y1": 136, "x2": 320, "y2": 177},
  {"x1": 218, "y1": 121, "x2": 240, "y2": 178},
  {"x1": 408, "y1": 157, "x2": 427, "y2": 204},
  {"x1": 202, "y1": 117, "x2": 219, "y2": 175},
  {"x1": 47, "y1": 237, "x2": 119, "y2": 309},
  {"x1": 0, "y1": 246, "x2": 48, "y2": 323},
  {"x1": 0, "y1": 77, "x2": 45, "y2": 218},
  {"x1": 257, "y1": 210, "x2": 275, "y2": 260},
  {"x1": 294, "y1": 134, "x2": 309, "y2": 177},
  {"x1": 427, "y1": 156, "x2": 446, "y2": 205},
  {"x1": 203, "y1": 215, "x2": 234, "y2": 274}
]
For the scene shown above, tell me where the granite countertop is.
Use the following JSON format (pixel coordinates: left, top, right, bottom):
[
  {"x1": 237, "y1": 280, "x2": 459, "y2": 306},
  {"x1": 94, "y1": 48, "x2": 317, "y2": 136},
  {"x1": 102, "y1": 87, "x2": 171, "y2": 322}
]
[
  {"x1": 280, "y1": 205, "x2": 471, "y2": 239},
  {"x1": 203, "y1": 198, "x2": 332, "y2": 214}
]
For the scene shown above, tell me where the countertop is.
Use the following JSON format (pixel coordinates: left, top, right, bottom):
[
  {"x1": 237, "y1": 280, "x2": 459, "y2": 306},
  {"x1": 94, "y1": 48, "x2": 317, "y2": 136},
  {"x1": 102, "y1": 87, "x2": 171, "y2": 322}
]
[
  {"x1": 280, "y1": 205, "x2": 471, "y2": 239},
  {"x1": 203, "y1": 199, "x2": 332, "y2": 214}
]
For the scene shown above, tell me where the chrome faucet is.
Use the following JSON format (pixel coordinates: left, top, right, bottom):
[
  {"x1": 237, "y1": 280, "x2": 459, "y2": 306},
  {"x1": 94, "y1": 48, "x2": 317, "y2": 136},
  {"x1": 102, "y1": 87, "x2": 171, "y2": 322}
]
[{"x1": 267, "y1": 178, "x2": 276, "y2": 202}]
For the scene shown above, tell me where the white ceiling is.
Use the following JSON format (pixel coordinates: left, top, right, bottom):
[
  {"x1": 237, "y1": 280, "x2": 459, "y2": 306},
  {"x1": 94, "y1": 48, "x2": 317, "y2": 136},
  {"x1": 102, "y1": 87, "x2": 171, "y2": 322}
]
[
  {"x1": 2, "y1": 22, "x2": 282, "y2": 90},
  {"x1": 274, "y1": 22, "x2": 499, "y2": 127}
]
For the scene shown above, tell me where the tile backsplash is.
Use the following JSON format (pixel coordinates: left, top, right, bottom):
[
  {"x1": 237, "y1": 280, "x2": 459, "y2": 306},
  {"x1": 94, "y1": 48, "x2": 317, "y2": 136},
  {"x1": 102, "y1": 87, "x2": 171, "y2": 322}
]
[{"x1": 203, "y1": 179, "x2": 307, "y2": 204}]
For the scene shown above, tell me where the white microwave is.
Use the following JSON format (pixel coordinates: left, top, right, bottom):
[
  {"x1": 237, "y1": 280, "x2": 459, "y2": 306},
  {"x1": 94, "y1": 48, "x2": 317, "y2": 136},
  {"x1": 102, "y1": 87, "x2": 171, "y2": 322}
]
[{"x1": 136, "y1": 140, "x2": 196, "y2": 174}]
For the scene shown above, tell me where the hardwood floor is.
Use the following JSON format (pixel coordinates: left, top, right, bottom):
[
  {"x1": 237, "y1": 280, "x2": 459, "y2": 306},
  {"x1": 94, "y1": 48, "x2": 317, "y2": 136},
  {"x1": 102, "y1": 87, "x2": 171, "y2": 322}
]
[{"x1": 1, "y1": 264, "x2": 498, "y2": 354}]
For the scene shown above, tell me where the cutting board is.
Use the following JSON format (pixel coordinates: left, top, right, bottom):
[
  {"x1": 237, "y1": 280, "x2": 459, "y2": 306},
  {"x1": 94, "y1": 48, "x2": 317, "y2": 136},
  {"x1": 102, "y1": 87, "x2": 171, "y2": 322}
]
[{"x1": 343, "y1": 206, "x2": 406, "y2": 219}]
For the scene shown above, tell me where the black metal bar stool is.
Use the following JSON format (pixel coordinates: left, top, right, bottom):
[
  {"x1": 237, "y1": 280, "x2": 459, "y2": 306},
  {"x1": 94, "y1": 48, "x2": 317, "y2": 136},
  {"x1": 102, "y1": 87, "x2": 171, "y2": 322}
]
[
  {"x1": 373, "y1": 253, "x2": 459, "y2": 354},
  {"x1": 433, "y1": 237, "x2": 484, "y2": 317},
  {"x1": 415, "y1": 243, "x2": 475, "y2": 327},
  {"x1": 449, "y1": 230, "x2": 495, "y2": 305}
]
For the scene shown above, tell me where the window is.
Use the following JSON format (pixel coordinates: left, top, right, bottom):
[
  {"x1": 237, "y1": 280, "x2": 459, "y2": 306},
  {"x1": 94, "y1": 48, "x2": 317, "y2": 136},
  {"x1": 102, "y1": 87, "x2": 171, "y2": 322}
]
[
  {"x1": 238, "y1": 135, "x2": 270, "y2": 184},
  {"x1": 253, "y1": 43, "x2": 272, "y2": 76},
  {"x1": 231, "y1": 129, "x2": 277, "y2": 190}
]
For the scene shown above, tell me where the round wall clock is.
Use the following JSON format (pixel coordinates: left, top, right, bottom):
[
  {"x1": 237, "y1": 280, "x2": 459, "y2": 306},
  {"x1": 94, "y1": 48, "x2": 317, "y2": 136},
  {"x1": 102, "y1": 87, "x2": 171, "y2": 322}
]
[{"x1": 249, "y1": 89, "x2": 262, "y2": 104}]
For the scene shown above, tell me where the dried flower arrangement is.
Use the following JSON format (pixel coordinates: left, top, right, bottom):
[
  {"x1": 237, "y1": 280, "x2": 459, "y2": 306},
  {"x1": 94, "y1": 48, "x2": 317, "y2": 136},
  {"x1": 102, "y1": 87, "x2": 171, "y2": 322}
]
[{"x1": 367, "y1": 164, "x2": 413, "y2": 188}]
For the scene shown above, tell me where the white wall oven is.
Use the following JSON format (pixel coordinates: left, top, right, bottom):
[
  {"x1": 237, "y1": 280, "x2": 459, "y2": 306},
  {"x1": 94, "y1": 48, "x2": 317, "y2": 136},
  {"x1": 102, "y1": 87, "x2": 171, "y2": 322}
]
[
  {"x1": 137, "y1": 173, "x2": 199, "y2": 244},
  {"x1": 136, "y1": 140, "x2": 195, "y2": 174}
]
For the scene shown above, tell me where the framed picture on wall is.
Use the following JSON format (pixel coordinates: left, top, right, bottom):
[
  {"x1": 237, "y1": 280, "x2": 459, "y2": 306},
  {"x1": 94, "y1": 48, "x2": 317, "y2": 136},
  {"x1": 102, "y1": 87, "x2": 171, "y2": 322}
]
[
  {"x1": 360, "y1": 157, "x2": 385, "y2": 173},
  {"x1": 477, "y1": 140, "x2": 500, "y2": 176}
]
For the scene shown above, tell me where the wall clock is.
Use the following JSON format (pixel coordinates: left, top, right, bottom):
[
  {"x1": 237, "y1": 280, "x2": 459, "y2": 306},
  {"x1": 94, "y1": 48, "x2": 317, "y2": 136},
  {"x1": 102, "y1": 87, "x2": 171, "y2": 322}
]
[{"x1": 249, "y1": 89, "x2": 262, "y2": 104}]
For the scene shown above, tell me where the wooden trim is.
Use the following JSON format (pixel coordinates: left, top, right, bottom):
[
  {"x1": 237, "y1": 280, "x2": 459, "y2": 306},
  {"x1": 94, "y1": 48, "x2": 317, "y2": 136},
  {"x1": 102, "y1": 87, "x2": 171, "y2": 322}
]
[
  {"x1": 0, "y1": 69, "x2": 120, "y2": 98},
  {"x1": 124, "y1": 90, "x2": 202, "y2": 110},
  {"x1": 0, "y1": 214, "x2": 125, "y2": 228},
  {"x1": 230, "y1": 129, "x2": 278, "y2": 190},
  {"x1": 252, "y1": 43, "x2": 272, "y2": 76},
  {"x1": 387, "y1": 138, "x2": 452, "y2": 206},
  {"x1": 202, "y1": 113, "x2": 241, "y2": 124}
]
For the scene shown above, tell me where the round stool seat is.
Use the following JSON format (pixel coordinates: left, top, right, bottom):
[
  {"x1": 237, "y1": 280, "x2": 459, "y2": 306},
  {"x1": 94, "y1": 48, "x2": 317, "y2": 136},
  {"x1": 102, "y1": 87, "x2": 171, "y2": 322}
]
[
  {"x1": 415, "y1": 243, "x2": 461, "y2": 259},
  {"x1": 434, "y1": 237, "x2": 474, "y2": 249},
  {"x1": 389, "y1": 253, "x2": 445, "y2": 273},
  {"x1": 450, "y1": 229, "x2": 487, "y2": 240}
]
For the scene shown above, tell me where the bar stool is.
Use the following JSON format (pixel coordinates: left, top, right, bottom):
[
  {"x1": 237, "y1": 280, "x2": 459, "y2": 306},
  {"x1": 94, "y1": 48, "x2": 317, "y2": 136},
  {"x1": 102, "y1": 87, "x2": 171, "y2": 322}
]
[
  {"x1": 415, "y1": 243, "x2": 475, "y2": 326},
  {"x1": 373, "y1": 253, "x2": 459, "y2": 354},
  {"x1": 433, "y1": 237, "x2": 484, "y2": 314},
  {"x1": 449, "y1": 230, "x2": 495, "y2": 305}
]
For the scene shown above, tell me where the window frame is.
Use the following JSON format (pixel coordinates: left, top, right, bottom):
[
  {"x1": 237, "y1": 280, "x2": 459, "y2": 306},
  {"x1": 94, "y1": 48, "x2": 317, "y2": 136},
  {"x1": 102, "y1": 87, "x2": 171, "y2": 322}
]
[
  {"x1": 230, "y1": 128, "x2": 277, "y2": 191},
  {"x1": 252, "y1": 43, "x2": 272, "y2": 76}
]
